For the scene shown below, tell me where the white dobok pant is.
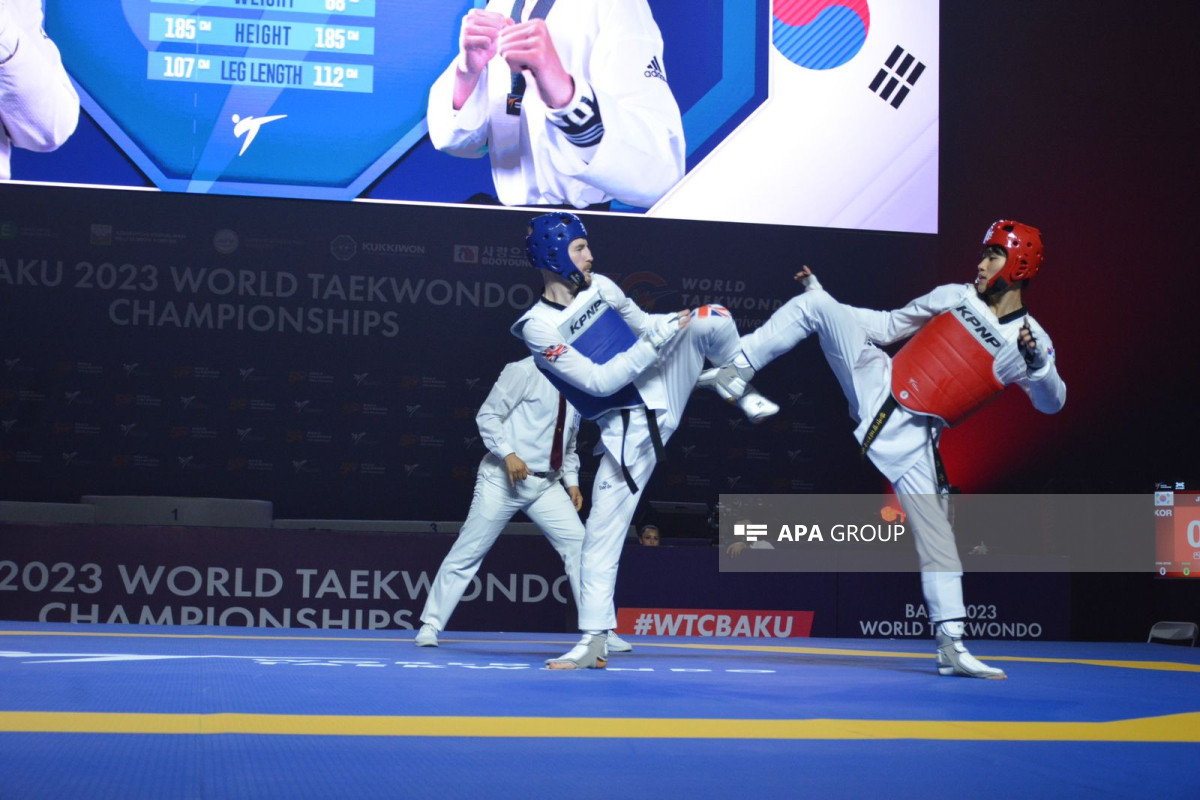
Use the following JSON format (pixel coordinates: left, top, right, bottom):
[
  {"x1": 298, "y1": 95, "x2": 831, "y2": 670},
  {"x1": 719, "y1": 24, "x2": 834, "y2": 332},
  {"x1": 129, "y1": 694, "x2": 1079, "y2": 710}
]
[
  {"x1": 576, "y1": 309, "x2": 742, "y2": 632},
  {"x1": 420, "y1": 455, "x2": 584, "y2": 631},
  {"x1": 738, "y1": 289, "x2": 966, "y2": 623}
]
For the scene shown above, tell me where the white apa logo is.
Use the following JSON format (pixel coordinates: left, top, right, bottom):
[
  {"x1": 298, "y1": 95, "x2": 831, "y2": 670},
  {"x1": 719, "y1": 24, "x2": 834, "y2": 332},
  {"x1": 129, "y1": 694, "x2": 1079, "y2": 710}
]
[
  {"x1": 404, "y1": 464, "x2": 420, "y2": 477},
  {"x1": 465, "y1": 377, "x2": 481, "y2": 391},
  {"x1": 122, "y1": 363, "x2": 139, "y2": 376},
  {"x1": 350, "y1": 432, "x2": 367, "y2": 445},
  {"x1": 237, "y1": 428, "x2": 253, "y2": 442},
  {"x1": 64, "y1": 391, "x2": 81, "y2": 405},
  {"x1": 405, "y1": 405, "x2": 421, "y2": 417},
  {"x1": 353, "y1": 373, "x2": 369, "y2": 386},
  {"x1": 120, "y1": 423, "x2": 137, "y2": 436},
  {"x1": 232, "y1": 113, "x2": 287, "y2": 156},
  {"x1": 733, "y1": 523, "x2": 768, "y2": 542},
  {"x1": 4, "y1": 358, "x2": 19, "y2": 370},
  {"x1": 2, "y1": 419, "x2": 16, "y2": 433},
  {"x1": 294, "y1": 400, "x2": 310, "y2": 413},
  {"x1": 239, "y1": 368, "x2": 256, "y2": 381},
  {"x1": 180, "y1": 395, "x2": 197, "y2": 409}
]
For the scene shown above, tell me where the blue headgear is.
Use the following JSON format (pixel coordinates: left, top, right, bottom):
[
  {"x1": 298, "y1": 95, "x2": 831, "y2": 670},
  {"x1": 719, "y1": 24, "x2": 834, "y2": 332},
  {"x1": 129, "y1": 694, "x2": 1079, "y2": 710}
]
[{"x1": 525, "y1": 213, "x2": 588, "y2": 290}]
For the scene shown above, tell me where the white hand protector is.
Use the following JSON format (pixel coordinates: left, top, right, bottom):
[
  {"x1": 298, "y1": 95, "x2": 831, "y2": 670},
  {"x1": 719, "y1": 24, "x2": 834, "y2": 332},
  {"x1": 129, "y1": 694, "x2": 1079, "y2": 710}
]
[{"x1": 644, "y1": 311, "x2": 686, "y2": 353}]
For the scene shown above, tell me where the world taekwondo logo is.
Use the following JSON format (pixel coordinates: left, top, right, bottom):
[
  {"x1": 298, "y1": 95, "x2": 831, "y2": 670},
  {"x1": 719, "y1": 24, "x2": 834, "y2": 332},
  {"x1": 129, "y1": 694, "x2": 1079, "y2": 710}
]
[{"x1": 232, "y1": 113, "x2": 287, "y2": 156}]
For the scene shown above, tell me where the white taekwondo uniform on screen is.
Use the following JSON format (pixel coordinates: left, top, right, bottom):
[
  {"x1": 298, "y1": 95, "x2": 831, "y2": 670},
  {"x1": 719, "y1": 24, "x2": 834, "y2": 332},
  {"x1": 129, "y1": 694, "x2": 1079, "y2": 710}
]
[
  {"x1": 419, "y1": 356, "x2": 584, "y2": 632},
  {"x1": 0, "y1": 0, "x2": 79, "y2": 180},
  {"x1": 738, "y1": 284, "x2": 1066, "y2": 622},
  {"x1": 426, "y1": 0, "x2": 685, "y2": 209},
  {"x1": 512, "y1": 274, "x2": 742, "y2": 632}
]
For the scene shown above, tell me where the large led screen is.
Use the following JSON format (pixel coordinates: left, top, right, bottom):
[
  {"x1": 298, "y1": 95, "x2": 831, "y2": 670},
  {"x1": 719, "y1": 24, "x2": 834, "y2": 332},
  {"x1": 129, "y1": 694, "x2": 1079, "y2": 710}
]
[{"x1": 21, "y1": 0, "x2": 938, "y2": 233}]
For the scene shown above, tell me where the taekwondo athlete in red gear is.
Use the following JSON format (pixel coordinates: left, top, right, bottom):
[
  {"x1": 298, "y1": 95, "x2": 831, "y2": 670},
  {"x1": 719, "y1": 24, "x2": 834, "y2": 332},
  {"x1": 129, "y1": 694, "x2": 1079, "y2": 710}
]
[
  {"x1": 512, "y1": 212, "x2": 778, "y2": 669},
  {"x1": 426, "y1": 0, "x2": 685, "y2": 209},
  {"x1": 413, "y1": 356, "x2": 631, "y2": 653},
  {"x1": 0, "y1": 0, "x2": 79, "y2": 180},
  {"x1": 699, "y1": 220, "x2": 1066, "y2": 678}
]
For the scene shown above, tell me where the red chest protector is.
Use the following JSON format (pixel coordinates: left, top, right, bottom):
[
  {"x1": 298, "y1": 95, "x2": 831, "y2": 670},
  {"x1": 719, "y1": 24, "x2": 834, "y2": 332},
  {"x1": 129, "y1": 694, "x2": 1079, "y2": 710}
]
[{"x1": 891, "y1": 305, "x2": 1006, "y2": 427}]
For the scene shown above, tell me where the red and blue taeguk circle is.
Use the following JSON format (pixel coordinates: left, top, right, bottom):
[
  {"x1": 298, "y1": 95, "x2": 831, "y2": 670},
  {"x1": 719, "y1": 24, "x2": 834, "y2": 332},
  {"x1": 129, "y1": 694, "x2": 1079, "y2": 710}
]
[{"x1": 773, "y1": 0, "x2": 871, "y2": 70}]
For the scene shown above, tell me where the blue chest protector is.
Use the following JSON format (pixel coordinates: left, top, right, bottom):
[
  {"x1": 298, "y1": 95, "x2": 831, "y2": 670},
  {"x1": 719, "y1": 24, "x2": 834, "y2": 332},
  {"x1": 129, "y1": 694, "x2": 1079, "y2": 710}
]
[{"x1": 537, "y1": 298, "x2": 643, "y2": 420}]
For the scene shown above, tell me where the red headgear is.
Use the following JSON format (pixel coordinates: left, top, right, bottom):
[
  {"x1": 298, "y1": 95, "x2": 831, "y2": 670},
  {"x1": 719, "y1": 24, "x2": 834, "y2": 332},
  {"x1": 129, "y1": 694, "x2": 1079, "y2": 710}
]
[{"x1": 982, "y1": 219, "x2": 1043, "y2": 291}]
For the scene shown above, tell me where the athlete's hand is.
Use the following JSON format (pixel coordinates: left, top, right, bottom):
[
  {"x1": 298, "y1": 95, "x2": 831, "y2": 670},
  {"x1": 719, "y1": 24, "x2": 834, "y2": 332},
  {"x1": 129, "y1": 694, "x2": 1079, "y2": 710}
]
[
  {"x1": 498, "y1": 19, "x2": 574, "y2": 109},
  {"x1": 503, "y1": 452, "x2": 530, "y2": 486},
  {"x1": 1018, "y1": 324, "x2": 1048, "y2": 371},
  {"x1": 793, "y1": 265, "x2": 823, "y2": 292},
  {"x1": 567, "y1": 485, "x2": 584, "y2": 511},
  {"x1": 458, "y1": 9, "x2": 510, "y2": 76},
  {"x1": 646, "y1": 310, "x2": 691, "y2": 352}
]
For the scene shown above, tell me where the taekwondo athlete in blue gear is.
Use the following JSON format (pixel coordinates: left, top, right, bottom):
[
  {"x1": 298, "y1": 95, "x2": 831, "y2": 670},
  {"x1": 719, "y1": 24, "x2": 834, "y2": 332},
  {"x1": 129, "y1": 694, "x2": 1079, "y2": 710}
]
[{"x1": 511, "y1": 212, "x2": 779, "y2": 669}]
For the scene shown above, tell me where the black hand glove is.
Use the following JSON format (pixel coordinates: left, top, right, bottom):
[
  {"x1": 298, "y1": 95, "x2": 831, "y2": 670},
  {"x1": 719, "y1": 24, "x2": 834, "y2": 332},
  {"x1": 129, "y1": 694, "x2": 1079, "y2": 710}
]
[{"x1": 1019, "y1": 325, "x2": 1048, "y2": 371}]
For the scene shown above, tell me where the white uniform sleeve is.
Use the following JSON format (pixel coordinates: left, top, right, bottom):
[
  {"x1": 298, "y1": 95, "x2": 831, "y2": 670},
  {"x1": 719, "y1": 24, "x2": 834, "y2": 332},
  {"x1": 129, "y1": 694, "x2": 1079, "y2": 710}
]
[
  {"x1": 562, "y1": 407, "x2": 581, "y2": 487},
  {"x1": 847, "y1": 284, "x2": 965, "y2": 346},
  {"x1": 519, "y1": 314, "x2": 656, "y2": 396},
  {"x1": 1013, "y1": 319, "x2": 1066, "y2": 414},
  {"x1": 476, "y1": 362, "x2": 529, "y2": 462},
  {"x1": 539, "y1": 0, "x2": 685, "y2": 207},
  {"x1": 426, "y1": 59, "x2": 491, "y2": 159},
  {"x1": 0, "y1": 0, "x2": 79, "y2": 164}
]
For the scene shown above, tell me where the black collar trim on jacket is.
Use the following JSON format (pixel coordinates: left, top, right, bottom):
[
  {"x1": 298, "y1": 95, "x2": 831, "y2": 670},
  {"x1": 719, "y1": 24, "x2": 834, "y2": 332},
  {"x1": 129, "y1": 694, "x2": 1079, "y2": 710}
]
[{"x1": 997, "y1": 306, "x2": 1028, "y2": 325}]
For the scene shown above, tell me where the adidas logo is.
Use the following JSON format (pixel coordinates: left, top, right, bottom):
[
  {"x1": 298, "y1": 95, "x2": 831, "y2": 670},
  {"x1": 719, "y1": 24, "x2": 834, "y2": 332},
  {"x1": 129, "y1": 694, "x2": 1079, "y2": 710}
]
[{"x1": 643, "y1": 56, "x2": 666, "y2": 82}]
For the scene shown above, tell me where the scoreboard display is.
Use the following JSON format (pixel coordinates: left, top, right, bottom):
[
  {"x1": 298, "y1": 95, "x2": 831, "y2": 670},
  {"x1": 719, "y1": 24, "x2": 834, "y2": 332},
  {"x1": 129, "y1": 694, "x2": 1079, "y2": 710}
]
[{"x1": 1154, "y1": 483, "x2": 1200, "y2": 578}]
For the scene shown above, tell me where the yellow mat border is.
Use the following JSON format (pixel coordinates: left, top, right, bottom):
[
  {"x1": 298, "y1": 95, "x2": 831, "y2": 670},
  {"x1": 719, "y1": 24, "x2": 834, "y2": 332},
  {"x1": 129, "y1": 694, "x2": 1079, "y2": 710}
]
[{"x1": 1, "y1": 710, "x2": 1198, "y2": 742}]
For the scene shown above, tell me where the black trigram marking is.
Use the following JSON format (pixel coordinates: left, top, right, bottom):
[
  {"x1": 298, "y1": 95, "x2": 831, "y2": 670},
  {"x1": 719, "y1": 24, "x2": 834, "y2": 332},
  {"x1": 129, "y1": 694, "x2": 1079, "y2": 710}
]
[{"x1": 868, "y1": 45, "x2": 926, "y2": 109}]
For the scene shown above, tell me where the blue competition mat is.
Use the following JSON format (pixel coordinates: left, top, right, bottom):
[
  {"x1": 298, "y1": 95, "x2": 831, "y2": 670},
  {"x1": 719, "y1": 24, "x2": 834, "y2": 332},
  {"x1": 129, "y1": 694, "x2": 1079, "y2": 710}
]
[{"x1": 1, "y1": 622, "x2": 1198, "y2": 799}]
